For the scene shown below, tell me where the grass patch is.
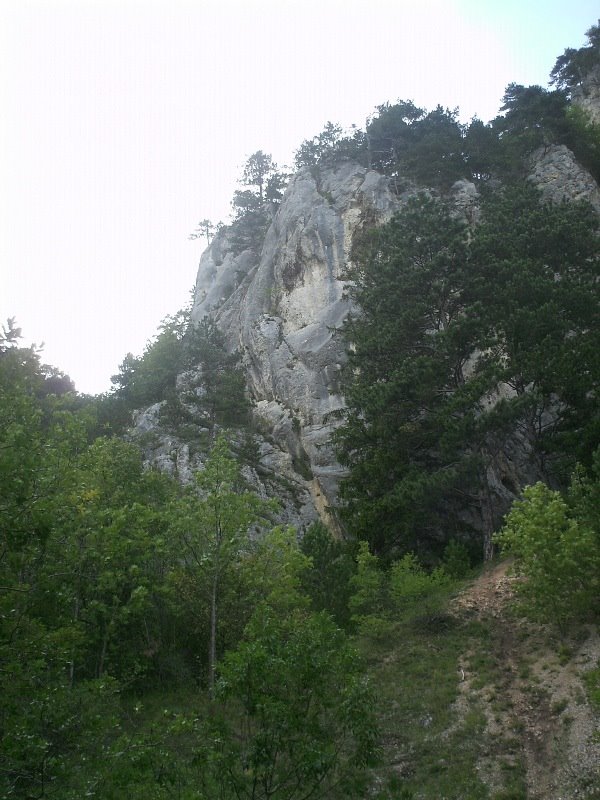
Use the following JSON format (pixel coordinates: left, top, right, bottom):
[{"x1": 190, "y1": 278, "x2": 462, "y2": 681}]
[
  {"x1": 584, "y1": 665, "x2": 600, "y2": 709},
  {"x1": 359, "y1": 582, "x2": 491, "y2": 799}
]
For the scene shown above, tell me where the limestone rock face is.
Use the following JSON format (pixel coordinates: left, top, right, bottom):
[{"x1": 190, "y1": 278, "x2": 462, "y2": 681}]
[
  {"x1": 190, "y1": 162, "x2": 401, "y2": 526},
  {"x1": 529, "y1": 143, "x2": 600, "y2": 211},
  {"x1": 129, "y1": 395, "x2": 319, "y2": 533},
  {"x1": 573, "y1": 63, "x2": 600, "y2": 125}
]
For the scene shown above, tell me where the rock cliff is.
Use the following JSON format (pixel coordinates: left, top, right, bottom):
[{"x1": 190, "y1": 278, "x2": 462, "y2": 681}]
[
  {"x1": 573, "y1": 63, "x2": 600, "y2": 125},
  {"x1": 130, "y1": 73, "x2": 600, "y2": 539},
  {"x1": 182, "y1": 139, "x2": 599, "y2": 535},
  {"x1": 189, "y1": 162, "x2": 403, "y2": 528}
]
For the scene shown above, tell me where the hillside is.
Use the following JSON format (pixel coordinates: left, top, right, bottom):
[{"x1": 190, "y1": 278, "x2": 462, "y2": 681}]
[
  {"x1": 364, "y1": 561, "x2": 600, "y2": 798},
  {"x1": 1, "y1": 21, "x2": 599, "y2": 800}
]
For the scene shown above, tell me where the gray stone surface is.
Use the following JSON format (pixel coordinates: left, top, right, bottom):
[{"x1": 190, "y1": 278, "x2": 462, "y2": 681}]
[
  {"x1": 190, "y1": 162, "x2": 402, "y2": 526},
  {"x1": 573, "y1": 63, "x2": 600, "y2": 125},
  {"x1": 129, "y1": 371, "x2": 319, "y2": 532},
  {"x1": 529, "y1": 143, "x2": 600, "y2": 211}
]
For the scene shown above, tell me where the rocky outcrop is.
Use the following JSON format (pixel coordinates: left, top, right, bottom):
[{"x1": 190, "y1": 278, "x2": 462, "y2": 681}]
[
  {"x1": 129, "y1": 374, "x2": 320, "y2": 532},
  {"x1": 190, "y1": 161, "x2": 403, "y2": 528},
  {"x1": 184, "y1": 139, "x2": 600, "y2": 536},
  {"x1": 573, "y1": 63, "x2": 600, "y2": 125},
  {"x1": 529, "y1": 143, "x2": 600, "y2": 211},
  {"x1": 121, "y1": 77, "x2": 597, "y2": 541}
]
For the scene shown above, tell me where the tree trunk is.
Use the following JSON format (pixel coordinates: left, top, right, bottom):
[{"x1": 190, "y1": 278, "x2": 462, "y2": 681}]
[
  {"x1": 208, "y1": 574, "x2": 218, "y2": 698},
  {"x1": 98, "y1": 609, "x2": 116, "y2": 678},
  {"x1": 69, "y1": 593, "x2": 79, "y2": 689},
  {"x1": 480, "y1": 481, "x2": 495, "y2": 562}
]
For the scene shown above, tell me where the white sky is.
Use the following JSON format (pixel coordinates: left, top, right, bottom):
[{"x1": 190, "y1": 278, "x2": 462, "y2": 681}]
[{"x1": 1, "y1": 0, "x2": 597, "y2": 394}]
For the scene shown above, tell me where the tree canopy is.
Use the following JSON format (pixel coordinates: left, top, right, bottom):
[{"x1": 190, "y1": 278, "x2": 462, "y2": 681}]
[
  {"x1": 335, "y1": 184, "x2": 599, "y2": 557},
  {"x1": 550, "y1": 21, "x2": 600, "y2": 93}
]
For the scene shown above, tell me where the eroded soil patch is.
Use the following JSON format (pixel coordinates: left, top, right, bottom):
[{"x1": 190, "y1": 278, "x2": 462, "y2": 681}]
[{"x1": 452, "y1": 561, "x2": 600, "y2": 799}]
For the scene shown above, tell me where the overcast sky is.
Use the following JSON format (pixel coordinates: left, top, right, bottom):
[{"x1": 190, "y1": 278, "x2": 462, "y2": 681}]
[{"x1": 1, "y1": 0, "x2": 597, "y2": 394}]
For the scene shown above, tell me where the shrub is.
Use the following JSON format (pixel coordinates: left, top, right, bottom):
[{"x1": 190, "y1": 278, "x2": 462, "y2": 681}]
[{"x1": 496, "y1": 482, "x2": 599, "y2": 632}]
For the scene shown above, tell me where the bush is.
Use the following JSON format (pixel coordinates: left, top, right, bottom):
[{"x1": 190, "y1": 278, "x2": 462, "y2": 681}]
[
  {"x1": 349, "y1": 541, "x2": 388, "y2": 635},
  {"x1": 389, "y1": 553, "x2": 449, "y2": 615},
  {"x1": 442, "y1": 539, "x2": 472, "y2": 579},
  {"x1": 496, "y1": 481, "x2": 600, "y2": 632},
  {"x1": 300, "y1": 522, "x2": 357, "y2": 628}
]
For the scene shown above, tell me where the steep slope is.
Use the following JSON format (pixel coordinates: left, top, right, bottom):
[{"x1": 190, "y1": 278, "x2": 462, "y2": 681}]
[
  {"x1": 451, "y1": 564, "x2": 600, "y2": 798},
  {"x1": 186, "y1": 144, "x2": 600, "y2": 535}
]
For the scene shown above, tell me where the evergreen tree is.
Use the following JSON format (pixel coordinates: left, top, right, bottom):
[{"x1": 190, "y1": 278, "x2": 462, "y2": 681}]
[
  {"x1": 242, "y1": 150, "x2": 276, "y2": 201},
  {"x1": 335, "y1": 195, "x2": 484, "y2": 555},
  {"x1": 470, "y1": 184, "x2": 600, "y2": 475},
  {"x1": 335, "y1": 185, "x2": 599, "y2": 557},
  {"x1": 550, "y1": 21, "x2": 600, "y2": 94}
]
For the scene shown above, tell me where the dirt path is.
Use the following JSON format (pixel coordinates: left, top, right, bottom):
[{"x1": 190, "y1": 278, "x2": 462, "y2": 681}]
[{"x1": 451, "y1": 561, "x2": 600, "y2": 799}]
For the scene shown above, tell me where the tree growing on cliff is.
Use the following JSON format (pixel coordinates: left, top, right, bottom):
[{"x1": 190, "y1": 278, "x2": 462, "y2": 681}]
[
  {"x1": 469, "y1": 184, "x2": 600, "y2": 475},
  {"x1": 550, "y1": 21, "x2": 600, "y2": 94},
  {"x1": 335, "y1": 184, "x2": 599, "y2": 557},
  {"x1": 335, "y1": 194, "x2": 485, "y2": 555},
  {"x1": 189, "y1": 218, "x2": 216, "y2": 242},
  {"x1": 242, "y1": 150, "x2": 276, "y2": 201}
]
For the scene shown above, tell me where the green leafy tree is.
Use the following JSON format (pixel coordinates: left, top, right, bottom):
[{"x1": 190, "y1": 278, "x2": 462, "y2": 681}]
[
  {"x1": 230, "y1": 188, "x2": 270, "y2": 253},
  {"x1": 462, "y1": 117, "x2": 503, "y2": 182},
  {"x1": 162, "y1": 317, "x2": 250, "y2": 430},
  {"x1": 0, "y1": 316, "x2": 23, "y2": 349},
  {"x1": 239, "y1": 525, "x2": 311, "y2": 614},
  {"x1": 229, "y1": 151, "x2": 288, "y2": 253},
  {"x1": 496, "y1": 480, "x2": 599, "y2": 632},
  {"x1": 568, "y1": 447, "x2": 600, "y2": 538},
  {"x1": 348, "y1": 541, "x2": 387, "y2": 634},
  {"x1": 402, "y1": 105, "x2": 465, "y2": 188},
  {"x1": 365, "y1": 101, "x2": 424, "y2": 175},
  {"x1": 264, "y1": 169, "x2": 289, "y2": 203},
  {"x1": 299, "y1": 522, "x2": 357, "y2": 627},
  {"x1": 295, "y1": 121, "x2": 344, "y2": 167},
  {"x1": 111, "y1": 311, "x2": 189, "y2": 407},
  {"x1": 336, "y1": 184, "x2": 599, "y2": 557},
  {"x1": 335, "y1": 195, "x2": 484, "y2": 555},
  {"x1": 110, "y1": 311, "x2": 249, "y2": 429},
  {"x1": 43, "y1": 438, "x2": 177, "y2": 684},
  {"x1": 295, "y1": 121, "x2": 366, "y2": 169},
  {"x1": 491, "y1": 84, "x2": 569, "y2": 171},
  {"x1": 470, "y1": 184, "x2": 600, "y2": 474},
  {"x1": 389, "y1": 553, "x2": 448, "y2": 615},
  {"x1": 170, "y1": 434, "x2": 274, "y2": 694},
  {"x1": 564, "y1": 103, "x2": 600, "y2": 182},
  {"x1": 364, "y1": 102, "x2": 466, "y2": 189},
  {"x1": 189, "y1": 218, "x2": 216, "y2": 243},
  {"x1": 0, "y1": 341, "x2": 128, "y2": 797},
  {"x1": 242, "y1": 150, "x2": 277, "y2": 202},
  {"x1": 204, "y1": 605, "x2": 379, "y2": 799}
]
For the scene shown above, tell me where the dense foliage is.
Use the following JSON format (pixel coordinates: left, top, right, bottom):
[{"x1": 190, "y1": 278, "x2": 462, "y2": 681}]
[
  {"x1": 335, "y1": 185, "x2": 599, "y2": 557},
  {"x1": 496, "y1": 449, "x2": 600, "y2": 632},
  {"x1": 109, "y1": 312, "x2": 249, "y2": 432},
  {"x1": 550, "y1": 21, "x2": 600, "y2": 94},
  {"x1": 294, "y1": 23, "x2": 600, "y2": 188},
  {"x1": 229, "y1": 151, "x2": 288, "y2": 254},
  {"x1": 0, "y1": 338, "x2": 377, "y2": 797}
]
